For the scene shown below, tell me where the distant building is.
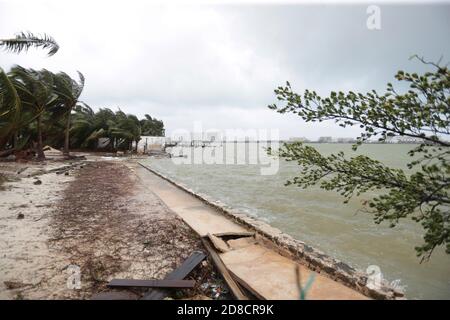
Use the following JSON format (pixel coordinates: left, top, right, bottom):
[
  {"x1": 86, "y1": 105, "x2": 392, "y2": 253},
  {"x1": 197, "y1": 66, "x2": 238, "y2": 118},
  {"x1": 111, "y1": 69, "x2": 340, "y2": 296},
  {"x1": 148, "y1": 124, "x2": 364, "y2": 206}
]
[
  {"x1": 318, "y1": 136, "x2": 333, "y2": 143},
  {"x1": 336, "y1": 137, "x2": 356, "y2": 143},
  {"x1": 289, "y1": 137, "x2": 309, "y2": 142},
  {"x1": 135, "y1": 136, "x2": 168, "y2": 153},
  {"x1": 385, "y1": 136, "x2": 424, "y2": 144}
]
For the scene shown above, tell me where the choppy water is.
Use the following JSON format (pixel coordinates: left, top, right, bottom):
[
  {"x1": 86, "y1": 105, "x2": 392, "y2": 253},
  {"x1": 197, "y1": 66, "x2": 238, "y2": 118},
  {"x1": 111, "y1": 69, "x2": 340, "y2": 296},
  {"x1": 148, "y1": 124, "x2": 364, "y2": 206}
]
[{"x1": 142, "y1": 143, "x2": 450, "y2": 299}]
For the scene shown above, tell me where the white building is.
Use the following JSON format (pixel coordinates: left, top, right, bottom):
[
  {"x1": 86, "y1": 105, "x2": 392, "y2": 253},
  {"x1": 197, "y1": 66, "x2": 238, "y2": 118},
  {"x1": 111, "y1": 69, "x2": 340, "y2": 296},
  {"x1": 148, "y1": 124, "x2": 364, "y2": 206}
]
[
  {"x1": 318, "y1": 136, "x2": 333, "y2": 143},
  {"x1": 289, "y1": 137, "x2": 309, "y2": 142},
  {"x1": 385, "y1": 136, "x2": 424, "y2": 144},
  {"x1": 134, "y1": 136, "x2": 168, "y2": 153}
]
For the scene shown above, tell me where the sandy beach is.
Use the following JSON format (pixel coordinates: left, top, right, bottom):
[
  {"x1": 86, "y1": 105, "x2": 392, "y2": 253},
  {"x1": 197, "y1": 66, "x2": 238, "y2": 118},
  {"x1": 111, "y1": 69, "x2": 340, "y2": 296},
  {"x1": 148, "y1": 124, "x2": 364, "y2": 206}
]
[{"x1": 0, "y1": 158, "x2": 225, "y2": 300}]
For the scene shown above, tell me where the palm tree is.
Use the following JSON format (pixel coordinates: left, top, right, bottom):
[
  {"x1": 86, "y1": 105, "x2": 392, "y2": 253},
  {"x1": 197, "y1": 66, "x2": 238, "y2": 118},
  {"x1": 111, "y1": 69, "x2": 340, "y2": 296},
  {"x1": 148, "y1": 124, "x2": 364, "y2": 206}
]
[
  {"x1": 0, "y1": 67, "x2": 22, "y2": 154},
  {"x1": 0, "y1": 32, "x2": 59, "y2": 56},
  {"x1": 69, "y1": 104, "x2": 106, "y2": 149},
  {"x1": 10, "y1": 66, "x2": 57, "y2": 159},
  {"x1": 53, "y1": 71, "x2": 85, "y2": 156},
  {"x1": 140, "y1": 114, "x2": 165, "y2": 136},
  {"x1": 0, "y1": 31, "x2": 58, "y2": 158},
  {"x1": 69, "y1": 107, "x2": 143, "y2": 152}
]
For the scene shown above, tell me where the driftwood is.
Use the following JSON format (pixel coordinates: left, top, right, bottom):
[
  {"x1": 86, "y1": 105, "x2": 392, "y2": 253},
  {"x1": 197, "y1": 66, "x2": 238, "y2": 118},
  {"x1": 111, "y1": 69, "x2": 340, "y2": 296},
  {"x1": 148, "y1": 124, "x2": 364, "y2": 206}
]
[
  {"x1": 91, "y1": 251, "x2": 206, "y2": 300},
  {"x1": 201, "y1": 237, "x2": 248, "y2": 300},
  {"x1": 141, "y1": 250, "x2": 206, "y2": 300}
]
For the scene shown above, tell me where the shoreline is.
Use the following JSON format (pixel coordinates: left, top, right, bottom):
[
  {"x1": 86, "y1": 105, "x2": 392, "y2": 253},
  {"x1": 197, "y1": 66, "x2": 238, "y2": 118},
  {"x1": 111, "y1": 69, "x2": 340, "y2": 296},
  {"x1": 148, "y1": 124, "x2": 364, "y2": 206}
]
[
  {"x1": 137, "y1": 162, "x2": 405, "y2": 300},
  {"x1": 0, "y1": 155, "x2": 403, "y2": 300}
]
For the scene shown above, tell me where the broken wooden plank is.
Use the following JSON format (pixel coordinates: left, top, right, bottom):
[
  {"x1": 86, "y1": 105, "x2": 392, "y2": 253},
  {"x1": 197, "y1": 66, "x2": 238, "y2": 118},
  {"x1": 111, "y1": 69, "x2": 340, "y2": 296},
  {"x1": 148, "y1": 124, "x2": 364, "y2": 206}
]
[
  {"x1": 141, "y1": 250, "x2": 206, "y2": 300},
  {"x1": 201, "y1": 237, "x2": 249, "y2": 300},
  {"x1": 108, "y1": 279, "x2": 195, "y2": 289},
  {"x1": 207, "y1": 233, "x2": 230, "y2": 253}
]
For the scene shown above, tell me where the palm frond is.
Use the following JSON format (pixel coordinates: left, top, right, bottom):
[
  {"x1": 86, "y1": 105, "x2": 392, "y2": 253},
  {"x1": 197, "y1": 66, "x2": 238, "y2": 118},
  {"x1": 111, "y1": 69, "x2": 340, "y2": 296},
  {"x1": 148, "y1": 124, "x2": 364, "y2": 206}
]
[
  {"x1": 86, "y1": 128, "x2": 106, "y2": 141},
  {"x1": 9, "y1": 66, "x2": 55, "y2": 110},
  {"x1": 0, "y1": 67, "x2": 22, "y2": 141},
  {"x1": 0, "y1": 32, "x2": 59, "y2": 56},
  {"x1": 76, "y1": 71, "x2": 85, "y2": 98},
  {"x1": 0, "y1": 67, "x2": 21, "y2": 121}
]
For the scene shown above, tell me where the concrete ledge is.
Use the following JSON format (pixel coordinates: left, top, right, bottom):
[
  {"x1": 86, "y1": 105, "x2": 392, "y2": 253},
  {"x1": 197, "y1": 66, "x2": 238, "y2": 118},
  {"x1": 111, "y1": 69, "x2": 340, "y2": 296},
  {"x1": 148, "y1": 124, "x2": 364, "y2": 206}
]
[{"x1": 138, "y1": 162, "x2": 405, "y2": 300}]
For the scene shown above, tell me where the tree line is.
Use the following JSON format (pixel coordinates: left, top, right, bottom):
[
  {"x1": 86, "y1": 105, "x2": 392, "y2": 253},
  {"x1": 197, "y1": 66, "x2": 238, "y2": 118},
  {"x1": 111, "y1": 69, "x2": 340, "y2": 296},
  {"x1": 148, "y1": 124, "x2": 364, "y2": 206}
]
[{"x1": 0, "y1": 33, "x2": 164, "y2": 160}]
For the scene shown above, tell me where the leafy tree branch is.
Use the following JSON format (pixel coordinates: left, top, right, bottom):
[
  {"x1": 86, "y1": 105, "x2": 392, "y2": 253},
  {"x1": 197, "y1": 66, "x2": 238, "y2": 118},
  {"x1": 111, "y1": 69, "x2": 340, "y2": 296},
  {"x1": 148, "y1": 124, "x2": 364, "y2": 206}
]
[{"x1": 269, "y1": 57, "x2": 449, "y2": 261}]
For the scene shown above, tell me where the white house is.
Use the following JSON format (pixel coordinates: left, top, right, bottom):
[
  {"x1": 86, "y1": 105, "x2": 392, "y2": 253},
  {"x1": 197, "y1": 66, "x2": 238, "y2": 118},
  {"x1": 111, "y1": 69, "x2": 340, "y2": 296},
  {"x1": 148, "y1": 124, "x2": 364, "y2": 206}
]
[{"x1": 134, "y1": 136, "x2": 168, "y2": 153}]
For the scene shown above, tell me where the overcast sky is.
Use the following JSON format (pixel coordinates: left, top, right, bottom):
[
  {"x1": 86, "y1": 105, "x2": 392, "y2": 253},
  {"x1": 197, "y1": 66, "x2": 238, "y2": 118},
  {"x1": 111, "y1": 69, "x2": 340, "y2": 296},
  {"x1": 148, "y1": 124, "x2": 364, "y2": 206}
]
[{"x1": 1, "y1": 0, "x2": 449, "y2": 139}]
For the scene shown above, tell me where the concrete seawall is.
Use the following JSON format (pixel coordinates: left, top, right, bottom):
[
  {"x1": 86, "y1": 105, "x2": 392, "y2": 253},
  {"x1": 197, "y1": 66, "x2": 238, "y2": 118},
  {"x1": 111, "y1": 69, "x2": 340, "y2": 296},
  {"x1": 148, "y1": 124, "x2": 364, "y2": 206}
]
[{"x1": 138, "y1": 162, "x2": 405, "y2": 300}]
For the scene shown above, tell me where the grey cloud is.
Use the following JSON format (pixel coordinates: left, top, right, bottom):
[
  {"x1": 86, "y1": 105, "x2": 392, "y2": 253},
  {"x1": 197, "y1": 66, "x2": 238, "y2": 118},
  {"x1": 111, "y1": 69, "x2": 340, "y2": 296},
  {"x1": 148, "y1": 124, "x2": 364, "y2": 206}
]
[{"x1": 0, "y1": 2, "x2": 449, "y2": 139}]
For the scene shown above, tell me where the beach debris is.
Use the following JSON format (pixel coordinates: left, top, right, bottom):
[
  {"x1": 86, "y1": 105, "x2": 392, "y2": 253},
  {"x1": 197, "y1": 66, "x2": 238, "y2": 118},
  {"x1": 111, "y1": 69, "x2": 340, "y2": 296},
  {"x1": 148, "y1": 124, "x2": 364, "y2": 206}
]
[
  {"x1": 141, "y1": 251, "x2": 206, "y2": 300},
  {"x1": 4, "y1": 281, "x2": 32, "y2": 290},
  {"x1": 17, "y1": 213, "x2": 24, "y2": 219},
  {"x1": 211, "y1": 284, "x2": 227, "y2": 299},
  {"x1": 43, "y1": 146, "x2": 64, "y2": 159},
  {"x1": 206, "y1": 281, "x2": 229, "y2": 299},
  {"x1": 200, "y1": 282, "x2": 209, "y2": 290},
  {"x1": 92, "y1": 251, "x2": 207, "y2": 300},
  {"x1": 201, "y1": 237, "x2": 248, "y2": 300},
  {"x1": 33, "y1": 179, "x2": 42, "y2": 185},
  {"x1": 17, "y1": 167, "x2": 28, "y2": 175},
  {"x1": 107, "y1": 279, "x2": 195, "y2": 289}
]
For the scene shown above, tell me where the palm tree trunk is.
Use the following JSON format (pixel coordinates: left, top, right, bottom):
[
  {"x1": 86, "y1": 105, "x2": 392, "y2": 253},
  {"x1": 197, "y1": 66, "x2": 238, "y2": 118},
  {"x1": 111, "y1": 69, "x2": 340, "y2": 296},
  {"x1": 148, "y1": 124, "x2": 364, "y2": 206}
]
[
  {"x1": 36, "y1": 115, "x2": 45, "y2": 160},
  {"x1": 0, "y1": 136, "x2": 8, "y2": 151},
  {"x1": 63, "y1": 107, "x2": 71, "y2": 156}
]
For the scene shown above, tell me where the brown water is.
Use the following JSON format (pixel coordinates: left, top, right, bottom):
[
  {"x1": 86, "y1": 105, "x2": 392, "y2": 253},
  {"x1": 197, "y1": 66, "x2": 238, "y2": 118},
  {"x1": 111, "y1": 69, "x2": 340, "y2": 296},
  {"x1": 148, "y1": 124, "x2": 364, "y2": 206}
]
[{"x1": 143, "y1": 143, "x2": 450, "y2": 299}]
